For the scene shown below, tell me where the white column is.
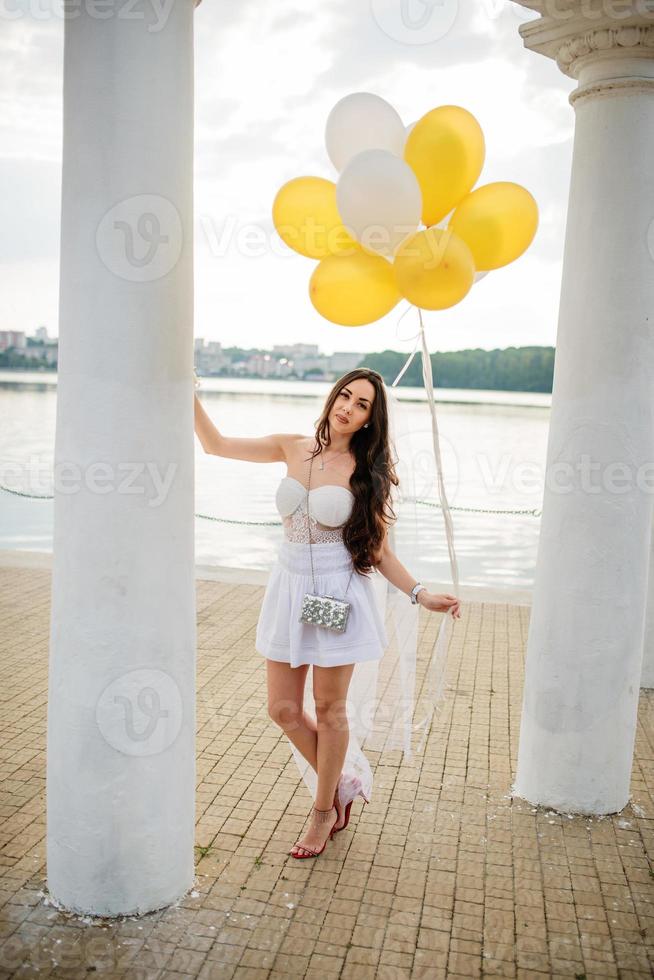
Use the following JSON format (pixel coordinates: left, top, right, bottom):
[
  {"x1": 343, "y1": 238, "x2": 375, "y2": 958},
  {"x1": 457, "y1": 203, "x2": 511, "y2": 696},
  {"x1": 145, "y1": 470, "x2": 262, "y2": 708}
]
[
  {"x1": 642, "y1": 520, "x2": 654, "y2": 688},
  {"x1": 511, "y1": 3, "x2": 654, "y2": 813},
  {"x1": 47, "y1": 1, "x2": 200, "y2": 915}
]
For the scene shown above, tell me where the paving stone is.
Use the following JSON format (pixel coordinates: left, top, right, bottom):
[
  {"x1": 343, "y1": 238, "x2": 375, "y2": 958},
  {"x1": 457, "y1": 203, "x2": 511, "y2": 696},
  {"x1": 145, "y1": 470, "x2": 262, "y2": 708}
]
[{"x1": 1, "y1": 567, "x2": 653, "y2": 978}]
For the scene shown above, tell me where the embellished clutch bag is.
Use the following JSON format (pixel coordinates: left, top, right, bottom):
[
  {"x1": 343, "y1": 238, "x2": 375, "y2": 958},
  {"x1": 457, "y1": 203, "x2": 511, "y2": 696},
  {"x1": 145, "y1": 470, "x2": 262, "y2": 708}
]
[
  {"x1": 298, "y1": 452, "x2": 354, "y2": 633},
  {"x1": 299, "y1": 591, "x2": 352, "y2": 633}
]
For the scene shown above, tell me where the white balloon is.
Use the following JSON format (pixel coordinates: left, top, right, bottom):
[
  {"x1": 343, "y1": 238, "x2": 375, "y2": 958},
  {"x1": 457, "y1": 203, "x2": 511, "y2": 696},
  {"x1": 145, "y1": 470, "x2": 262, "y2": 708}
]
[
  {"x1": 336, "y1": 148, "x2": 422, "y2": 257},
  {"x1": 325, "y1": 92, "x2": 405, "y2": 173},
  {"x1": 474, "y1": 271, "x2": 489, "y2": 283}
]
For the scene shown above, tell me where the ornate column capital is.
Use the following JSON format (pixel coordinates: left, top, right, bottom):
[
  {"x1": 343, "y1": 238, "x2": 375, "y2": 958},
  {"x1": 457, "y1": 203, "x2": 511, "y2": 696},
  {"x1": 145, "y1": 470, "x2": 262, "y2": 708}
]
[{"x1": 511, "y1": 2, "x2": 654, "y2": 95}]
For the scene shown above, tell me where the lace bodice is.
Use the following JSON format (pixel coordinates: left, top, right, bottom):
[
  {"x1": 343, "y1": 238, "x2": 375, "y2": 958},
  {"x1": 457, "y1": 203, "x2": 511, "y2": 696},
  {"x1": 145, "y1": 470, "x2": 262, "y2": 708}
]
[
  {"x1": 275, "y1": 476, "x2": 354, "y2": 544},
  {"x1": 281, "y1": 498, "x2": 346, "y2": 543}
]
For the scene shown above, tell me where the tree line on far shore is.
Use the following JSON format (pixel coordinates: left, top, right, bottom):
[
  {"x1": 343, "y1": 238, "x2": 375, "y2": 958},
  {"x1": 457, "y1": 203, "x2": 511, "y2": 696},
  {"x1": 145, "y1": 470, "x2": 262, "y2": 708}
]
[{"x1": 359, "y1": 346, "x2": 554, "y2": 393}]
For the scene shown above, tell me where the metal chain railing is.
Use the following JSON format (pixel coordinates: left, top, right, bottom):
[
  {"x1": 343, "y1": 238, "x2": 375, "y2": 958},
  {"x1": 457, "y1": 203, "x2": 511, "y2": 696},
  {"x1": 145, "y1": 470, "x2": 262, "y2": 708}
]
[{"x1": 0, "y1": 482, "x2": 543, "y2": 519}]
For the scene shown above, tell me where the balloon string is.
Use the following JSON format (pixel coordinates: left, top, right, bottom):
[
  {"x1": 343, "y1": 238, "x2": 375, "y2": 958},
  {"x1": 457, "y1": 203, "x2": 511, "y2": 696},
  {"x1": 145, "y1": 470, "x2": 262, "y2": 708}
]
[
  {"x1": 417, "y1": 307, "x2": 460, "y2": 596},
  {"x1": 384, "y1": 310, "x2": 459, "y2": 761},
  {"x1": 393, "y1": 302, "x2": 423, "y2": 347},
  {"x1": 391, "y1": 306, "x2": 422, "y2": 388},
  {"x1": 389, "y1": 308, "x2": 460, "y2": 597}
]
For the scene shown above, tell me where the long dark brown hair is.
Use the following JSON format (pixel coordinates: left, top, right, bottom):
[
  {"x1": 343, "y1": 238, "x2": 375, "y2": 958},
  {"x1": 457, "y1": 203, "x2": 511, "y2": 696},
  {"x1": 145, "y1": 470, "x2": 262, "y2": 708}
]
[{"x1": 309, "y1": 368, "x2": 399, "y2": 575}]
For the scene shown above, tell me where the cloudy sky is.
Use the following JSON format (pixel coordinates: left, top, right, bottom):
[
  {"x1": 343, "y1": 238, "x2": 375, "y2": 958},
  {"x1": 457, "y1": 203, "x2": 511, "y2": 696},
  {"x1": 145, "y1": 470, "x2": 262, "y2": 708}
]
[{"x1": 1, "y1": 0, "x2": 576, "y2": 357}]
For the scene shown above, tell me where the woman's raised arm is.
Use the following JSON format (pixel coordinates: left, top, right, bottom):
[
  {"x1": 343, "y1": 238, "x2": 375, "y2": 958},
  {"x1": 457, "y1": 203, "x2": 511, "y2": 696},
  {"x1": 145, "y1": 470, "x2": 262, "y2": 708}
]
[{"x1": 194, "y1": 392, "x2": 294, "y2": 463}]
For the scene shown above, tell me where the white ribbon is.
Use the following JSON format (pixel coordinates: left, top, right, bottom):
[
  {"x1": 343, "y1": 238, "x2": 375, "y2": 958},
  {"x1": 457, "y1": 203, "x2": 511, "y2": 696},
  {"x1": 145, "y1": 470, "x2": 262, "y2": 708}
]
[{"x1": 390, "y1": 307, "x2": 460, "y2": 597}]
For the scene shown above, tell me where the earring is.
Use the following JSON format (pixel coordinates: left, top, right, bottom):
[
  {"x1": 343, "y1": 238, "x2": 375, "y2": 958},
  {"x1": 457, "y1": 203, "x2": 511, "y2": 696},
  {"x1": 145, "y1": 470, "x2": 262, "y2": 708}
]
[{"x1": 363, "y1": 423, "x2": 369, "y2": 428}]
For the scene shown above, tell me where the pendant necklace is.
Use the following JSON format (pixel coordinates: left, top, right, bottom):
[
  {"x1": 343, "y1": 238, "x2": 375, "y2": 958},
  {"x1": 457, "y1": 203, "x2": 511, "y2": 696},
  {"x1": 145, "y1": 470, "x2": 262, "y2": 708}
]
[{"x1": 318, "y1": 446, "x2": 349, "y2": 471}]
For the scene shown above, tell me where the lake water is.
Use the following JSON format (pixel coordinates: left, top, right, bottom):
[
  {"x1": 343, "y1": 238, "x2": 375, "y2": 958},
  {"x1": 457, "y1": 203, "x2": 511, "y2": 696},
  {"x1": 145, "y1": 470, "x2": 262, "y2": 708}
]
[{"x1": 0, "y1": 372, "x2": 550, "y2": 591}]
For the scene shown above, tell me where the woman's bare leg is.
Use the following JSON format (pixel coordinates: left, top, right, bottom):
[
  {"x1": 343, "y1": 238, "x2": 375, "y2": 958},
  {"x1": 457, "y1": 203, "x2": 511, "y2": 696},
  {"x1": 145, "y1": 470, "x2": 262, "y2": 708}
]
[
  {"x1": 266, "y1": 663, "x2": 344, "y2": 829},
  {"x1": 266, "y1": 660, "x2": 317, "y2": 765},
  {"x1": 289, "y1": 662, "x2": 355, "y2": 857}
]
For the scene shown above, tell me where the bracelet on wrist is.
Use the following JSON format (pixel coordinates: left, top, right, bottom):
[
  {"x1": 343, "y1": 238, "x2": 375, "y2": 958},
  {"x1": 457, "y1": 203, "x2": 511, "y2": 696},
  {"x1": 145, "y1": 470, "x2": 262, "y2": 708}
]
[{"x1": 409, "y1": 583, "x2": 426, "y2": 604}]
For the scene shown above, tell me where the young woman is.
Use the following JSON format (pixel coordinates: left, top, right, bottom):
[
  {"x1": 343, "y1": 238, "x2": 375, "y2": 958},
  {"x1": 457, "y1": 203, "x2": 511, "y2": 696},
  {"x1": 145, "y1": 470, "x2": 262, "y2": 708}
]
[{"x1": 194, "y1": 367, "x2": 461, "y2": 859}]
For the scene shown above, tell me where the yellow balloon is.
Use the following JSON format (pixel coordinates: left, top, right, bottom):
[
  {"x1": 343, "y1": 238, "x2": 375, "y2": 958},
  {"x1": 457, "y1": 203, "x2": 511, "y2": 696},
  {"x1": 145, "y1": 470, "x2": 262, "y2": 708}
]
[
  {"x1": 404, "y1": 106, "x2": 485, "y2": 226},
  {"x1": 448, "y1": 181, "x2": 539, "y2": 270},
  {"x1": 393, "y1": 227, "x2": 475, "y2": 310},
  {"x1": 272, "y1": 176, "x2": 359, "y2": 259},
  {"x1": 309, "y1": 251, "x2": 401, "y2": 326}
]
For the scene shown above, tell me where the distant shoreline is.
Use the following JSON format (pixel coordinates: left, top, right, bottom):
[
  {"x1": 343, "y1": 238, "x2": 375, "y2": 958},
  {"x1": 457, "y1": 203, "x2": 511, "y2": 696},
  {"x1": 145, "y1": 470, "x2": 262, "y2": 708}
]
[{"x1": 0, "y1": 370, "x2": 552, "y2": 410}]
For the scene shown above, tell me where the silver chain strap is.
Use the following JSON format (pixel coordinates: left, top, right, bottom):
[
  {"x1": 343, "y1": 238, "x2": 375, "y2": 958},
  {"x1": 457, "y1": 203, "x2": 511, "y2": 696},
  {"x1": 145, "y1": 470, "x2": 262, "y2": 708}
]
[{"x1": 307, "y1": 446, "x2": 354, "y2": 597}]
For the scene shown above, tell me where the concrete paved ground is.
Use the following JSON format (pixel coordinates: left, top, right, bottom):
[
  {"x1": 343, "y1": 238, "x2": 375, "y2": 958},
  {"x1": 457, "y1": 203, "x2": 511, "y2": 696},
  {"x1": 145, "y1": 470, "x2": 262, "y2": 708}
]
[{"x1": 0, "y1": 560, "x2": 652, "y2": 979}]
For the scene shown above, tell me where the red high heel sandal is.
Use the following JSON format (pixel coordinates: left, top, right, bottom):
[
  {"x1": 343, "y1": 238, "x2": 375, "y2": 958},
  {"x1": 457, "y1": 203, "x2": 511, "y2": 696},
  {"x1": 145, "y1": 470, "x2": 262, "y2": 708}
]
[
  {"x1": 332, "y1": 773, "x2": 370, "y2": 834},
  {"x1": 288, "y1": 805, "x2": 339, "y2": 859}
]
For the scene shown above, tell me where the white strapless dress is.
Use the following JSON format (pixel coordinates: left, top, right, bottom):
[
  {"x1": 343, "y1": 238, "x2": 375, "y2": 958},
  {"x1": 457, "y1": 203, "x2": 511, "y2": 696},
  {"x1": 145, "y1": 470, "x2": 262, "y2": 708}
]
[{"x1": 254, "y1": 475, "x2": 389, "y2": 667}]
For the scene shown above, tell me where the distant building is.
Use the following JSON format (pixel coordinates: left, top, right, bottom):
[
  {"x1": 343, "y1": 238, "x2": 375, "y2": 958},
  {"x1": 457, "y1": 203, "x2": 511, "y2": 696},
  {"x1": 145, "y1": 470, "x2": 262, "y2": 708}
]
[
  {"x1": 292, "y1": 355, "x2": 328, "y2": 379},
  {"x1": 275, "y1": 357, "x2": 295, "y2": 378},
  {"x1": 327, "y1": 351, "x2": 365, "y2": 375},
  {"x1": 273, "y1": 343, "x2": 320, "y2": 359},
  {"x1": 0, "y1": 329, "x2": 57, "y2": 367},
  {"x1": 24, "y1": 336, "x2": 58, "y2": 366},
  {"x1": 192, "y1": 338, "x2": 361, "y2": 381},
  {"x1": 0, "y1": 331, "x2": 26, "y2": 351},
  {"x1": 247, "y1": 352, "x2": 277, "y2": 378},
  {"x1": 194, "y1": 337, "x2": 229, "y2": 375}
]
